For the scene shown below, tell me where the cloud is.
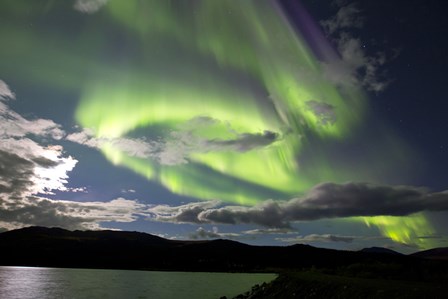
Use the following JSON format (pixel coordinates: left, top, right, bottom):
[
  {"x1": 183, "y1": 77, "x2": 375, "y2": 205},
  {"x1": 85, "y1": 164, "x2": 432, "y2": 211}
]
[
  {"x1": 189, "y1": 227, "x2": 221, "y2": 239},
  {"x1": 188, "y1": 226, "x2": 240, "y2": 240},
  {"x1": 0, "y1": 80, "x2": 76, "y2": 198},
  {"x1": 148, "y1": 201, "x2": 221, "y2": 224},
  {"x1": 0, "y1": 139, "x2": 148, "y2": 231},
  {"x1": 0, "y1": 93, "x2": 76, "y2": 197},
  {"x1": 0, "y1": 196, "x2": 148, "y2": 231},
  {"x1": 62, "y1": 187, "x2": 88, "y2": 193},
  {"x1": 320, "y1": 3, "x2": 390, "y2": 92},
  {"x1": 0, "y1": 144, "x2": 148, "y2": 230},
  {"x1": 0, "y1": 150, "x2": 35, "y2": 197},
  {"x1": 0, "y1": 80, "x2": 148, "y2": 231},
  {"x1": 67, "y1": 123, "x2": 281, "y2": 166},
  {"x1": 0, "y1": 80, "x2": 15, "y2": 100},
  {"x1": 67, "y1": 129, "x2": 155, "y2": 159},
  {"x1": 306, "y1": 101, "x2": 336, "y2": 125},
  {"x1": 205, "y1": 130, "x2": 280, "y2": 152},
  {"x1": 148, "y1": 182, "x2": 448, "y2": 228},
  {"x1": 0, "y1": 102, "x2": 64, "y2": 139},
  {"x1": 320, "y1": 3, "x2": 363, "y2": 34},
  {"x1": 121, "y1": 189, "x2": 136, "y2": 194},
  {"x1": 0, "y1": 140, "x2": 77, "y2": 196},
  {"x1": 241, "y1": 228, "x2": 296, "y2": 235},
  {"x1": 73, "y1": 0, "x2": 108, "y2": 14},
  {"x1": 277, "y1": 234, "x2": 355, "y2": 244}
]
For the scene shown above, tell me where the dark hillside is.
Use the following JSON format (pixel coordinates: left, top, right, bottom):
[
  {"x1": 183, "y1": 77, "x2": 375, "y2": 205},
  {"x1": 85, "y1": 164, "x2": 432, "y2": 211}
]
[{"x1": 0, "y1": 226, "x2": 447, "y2": 282}]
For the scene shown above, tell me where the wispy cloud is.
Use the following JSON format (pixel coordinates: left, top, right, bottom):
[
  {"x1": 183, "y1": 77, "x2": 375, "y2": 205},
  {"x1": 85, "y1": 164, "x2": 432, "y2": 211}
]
[
  {"x1": 73, "y1": 0, "x2": 108, "y2": 14},
  {"x1": 0, "y1": 80, "x2": 15, "y2": 100},
  {"x1": 67, "y1": 129, "x2": 155, "y2": 159},
  {"x1": 277, "y1": 234, "x2": 355, "y2": 244},
  {"x1": 242, "y1": 228, "x2": 296, "y2": 235},
  {"x1": 321, "y1": 3, "x2": 364, "y2": 34},
  {"x1": 67, "y1": 120, "x2": 281, "y2": 166},
  {"x1": 306, "y1": 100, "x2": 337, "y2": 126},
  {"x1": 0, "y1": 103, "x2": 64, "y2": 139},
  {"x1": 320, "y1": 3, "x2": 390, "y2": 92}
]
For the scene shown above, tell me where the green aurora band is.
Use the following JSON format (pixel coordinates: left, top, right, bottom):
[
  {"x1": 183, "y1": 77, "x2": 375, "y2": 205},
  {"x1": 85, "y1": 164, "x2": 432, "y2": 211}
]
[{"x1": 76, "y1": 0, "x2": 365, "y2": 204}]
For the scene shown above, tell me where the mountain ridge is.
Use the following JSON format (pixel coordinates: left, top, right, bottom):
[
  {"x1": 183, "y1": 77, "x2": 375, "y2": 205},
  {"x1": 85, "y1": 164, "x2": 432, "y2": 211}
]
[{"x1": 0, "y1": 226, "x2": 447, "y2": 276}]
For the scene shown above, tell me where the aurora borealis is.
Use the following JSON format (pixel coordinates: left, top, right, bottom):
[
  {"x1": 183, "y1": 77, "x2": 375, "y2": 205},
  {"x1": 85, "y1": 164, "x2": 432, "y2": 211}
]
[
  {"x1": 1, "y1": 0, "x2": 448, "y2": 253},
  {"x1": 74, "y1": 0, "x2": 366, "y2": 205}
]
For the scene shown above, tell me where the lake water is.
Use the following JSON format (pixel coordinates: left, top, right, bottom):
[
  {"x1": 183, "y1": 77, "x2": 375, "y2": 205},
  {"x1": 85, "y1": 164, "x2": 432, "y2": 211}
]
[{"x1": 0, "y1": 266, "x2": 276, "y2": 299}]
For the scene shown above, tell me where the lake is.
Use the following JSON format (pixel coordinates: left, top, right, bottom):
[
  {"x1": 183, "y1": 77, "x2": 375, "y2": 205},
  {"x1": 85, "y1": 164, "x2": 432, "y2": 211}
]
[{"x1": 0, "y1": 266, "x2": 276, "y2": 299}]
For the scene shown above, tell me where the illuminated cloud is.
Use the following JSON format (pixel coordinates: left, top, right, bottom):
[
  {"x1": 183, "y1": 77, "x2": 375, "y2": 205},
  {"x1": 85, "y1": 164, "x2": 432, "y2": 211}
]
[
  {"x1": 0, "y1": 81, "x2": 148, "y2": 231},
  {"x1": 0, "y1": 140, "x2": 148, "y2": 231},
  {"x1": 0, "y1": 93, "x2": 74, "y2": 196},
  {"x1": 0, "y1": 147, "x2": 76, "y2": 197},
  {"x1": 0, "y1": 143, "x2": 136, "y2": 230}
]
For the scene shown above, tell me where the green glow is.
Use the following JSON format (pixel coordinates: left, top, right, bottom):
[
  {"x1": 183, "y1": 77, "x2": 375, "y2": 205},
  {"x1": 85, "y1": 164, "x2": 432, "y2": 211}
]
[{"x1": 362, "y1": 214, "x2": 436, "y2": 249}]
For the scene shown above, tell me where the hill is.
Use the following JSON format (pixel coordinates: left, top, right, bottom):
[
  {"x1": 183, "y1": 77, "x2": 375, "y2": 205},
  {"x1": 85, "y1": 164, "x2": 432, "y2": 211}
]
[
  {"x1": 0, "y1": 226, "x2": 447, "y2": 282},
  {"x1": 359, "y1": 247, "x2": 403, "y2": 255},
  {"x1": 411, "y1": 247, "x2": 448, "y2": 261}
]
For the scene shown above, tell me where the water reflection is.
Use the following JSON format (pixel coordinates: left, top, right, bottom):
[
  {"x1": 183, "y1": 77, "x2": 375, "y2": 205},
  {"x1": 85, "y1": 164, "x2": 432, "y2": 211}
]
[{"x1": 0, "y1": 266, "x2": 276, "y2": 299}]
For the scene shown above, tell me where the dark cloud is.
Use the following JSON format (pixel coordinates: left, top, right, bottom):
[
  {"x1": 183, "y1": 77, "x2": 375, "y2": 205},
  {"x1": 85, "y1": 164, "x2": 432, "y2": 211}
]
[
  {"x1": 0, "y1": 150, "x2": 35, "y2": 196},
  {"x1": 188, "y1": 226, "x2": 242, "y2": 240},
  {"x1": 0, "y1": 197, "x2": 92, "y2": 230},
  {"x1": 199, "y1": 200, "x2": 288, "y2": 227},
  {"x1": 31, "y1": 156, "x2": 61, "y2": 168},
  {"x1": 148, "y1": 201, "x2": 220, "y2": 224},
  {"x1": 149, "y1": 182, "x2": 448, "y2": 228},
  {"x1": 0, "y1": 195, "x2": 149, "y2": 231},
  {"x1": 206, "y1": 130, "x2": 280, "y2": 152}
]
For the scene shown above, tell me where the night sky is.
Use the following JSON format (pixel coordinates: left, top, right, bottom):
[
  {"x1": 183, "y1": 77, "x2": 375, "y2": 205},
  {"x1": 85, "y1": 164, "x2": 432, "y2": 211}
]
[{"x1": 1, "y1": 0, "x2": 447, "y2": 253}]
